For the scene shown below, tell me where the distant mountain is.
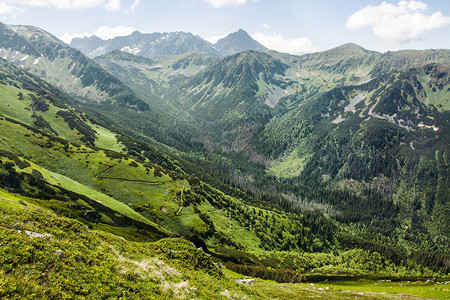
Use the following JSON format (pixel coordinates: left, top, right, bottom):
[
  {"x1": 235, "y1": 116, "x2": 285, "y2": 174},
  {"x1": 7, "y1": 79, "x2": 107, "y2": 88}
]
[
  {"x1": 92, "y1": 50, "x2": 213, "y2": 151},
  {"x1": 213, "y1": 29, "x2": 267, "y2": 56},
  {"x1": 71, "y1": 29, "x2": 269, "y2": 58},
  {"x1": 0, "y1": 22, "x2": 148, "y2": 111},
  {"x1": 69, "y1": 35, "x2": 104, "y2": 57},
  {"x1": 167, "y1": 50, "x2": 289, "y2": 115},
  {"x1": 214, "y1": 29, "x2": 267, "y2": 56},
  {"x1": 71, "y1": 31, "x2": 222, "y2": 58}
]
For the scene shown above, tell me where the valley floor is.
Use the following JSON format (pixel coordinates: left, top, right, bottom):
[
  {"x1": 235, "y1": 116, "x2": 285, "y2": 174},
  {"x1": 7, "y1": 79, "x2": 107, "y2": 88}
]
[{"x1": 227, "y1": 275, "x2": 450, "y2": 299}]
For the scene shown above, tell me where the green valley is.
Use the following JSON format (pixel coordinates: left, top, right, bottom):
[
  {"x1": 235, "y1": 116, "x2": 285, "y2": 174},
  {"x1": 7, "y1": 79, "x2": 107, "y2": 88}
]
[{"x1": 0, "y1": 20, "x2": 449, "y2": 299}]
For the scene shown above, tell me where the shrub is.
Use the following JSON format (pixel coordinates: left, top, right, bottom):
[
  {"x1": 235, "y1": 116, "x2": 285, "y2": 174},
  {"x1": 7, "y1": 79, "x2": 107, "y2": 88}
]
[{"x1": 226, "y1": 262, "x2": 305, "y2": 283}]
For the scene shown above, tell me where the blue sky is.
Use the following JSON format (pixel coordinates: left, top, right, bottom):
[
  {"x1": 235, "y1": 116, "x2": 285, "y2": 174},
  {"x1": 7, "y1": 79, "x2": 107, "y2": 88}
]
[{"x1": 1, "y1": 0, "x2": 450, "y2": 54}]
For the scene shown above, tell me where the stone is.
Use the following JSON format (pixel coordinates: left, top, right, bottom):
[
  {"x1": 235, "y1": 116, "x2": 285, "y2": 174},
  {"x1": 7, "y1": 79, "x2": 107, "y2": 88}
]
[{"x1": 236, "y1": 279, "x2": 255, "y2": 285}]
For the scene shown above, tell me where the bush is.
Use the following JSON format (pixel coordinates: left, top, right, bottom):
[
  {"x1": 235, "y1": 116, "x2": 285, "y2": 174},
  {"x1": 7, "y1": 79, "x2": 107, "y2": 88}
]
[{"x1": 226, "y1": 262, "x2": 305, "y2": 283}]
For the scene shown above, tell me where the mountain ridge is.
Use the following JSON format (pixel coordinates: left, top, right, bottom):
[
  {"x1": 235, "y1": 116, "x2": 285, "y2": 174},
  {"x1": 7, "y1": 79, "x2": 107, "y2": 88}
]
[
  {"x1": 71, "y1": 30, "x2": 222, "y2": 58},
  {"x1": 71, "y1": 29, "x2": 268, "y2": 58},
  {"x1": 0, "y1": 22, "x2": 149, "y2": 111}
]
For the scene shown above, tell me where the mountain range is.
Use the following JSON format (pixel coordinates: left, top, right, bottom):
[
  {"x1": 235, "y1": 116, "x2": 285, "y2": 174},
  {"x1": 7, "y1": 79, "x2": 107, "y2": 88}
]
[
  {"x1": 70, "y1": 28, "x2": 267, "y2": 58},
  {"x1": 0, "y1": 22, "x2": 148, "y2": 111},
  {"x1": 0, "y1": 21, "x2": 449, "y2": 299}
]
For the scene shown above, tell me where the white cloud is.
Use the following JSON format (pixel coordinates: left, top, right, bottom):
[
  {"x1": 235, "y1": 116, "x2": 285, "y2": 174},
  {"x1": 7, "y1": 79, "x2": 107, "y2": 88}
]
[
  {"x1": 60, "y1": 32, "x2": 92, "y2": 44},
  {"x1": 0, "y1": 2, "x2": 21, "y2": 16},
  {"x1": 205, "y1": 0, "x2": 258, "y2": 8},
  {"x1": 252, "y1": 32, "x2": 317, "y2": 55},
  {"x1": 60, "y1": 25, "x2": 135, "y2": 44},
  {"x1": 126, "y1": 0, "x2": 140, "y2": 12},
  {"x1": 93, "y1": 25, "x2": 134, "y2": 40},
  {"x1": 1, "y1": 0, "x2": 122, "y2": 11},
  {"x1": 347, "y1": 0, "x2": 450, "y2": 42},
  {"x1": 104, "y1": 0, "x2": 120, "y2": 11},
  {"x1": 263, "y1": 23, "x2": 270, "y2": 29},
  {"x1": 205, "y1": 31, "x2": 232, "y2": 44}
]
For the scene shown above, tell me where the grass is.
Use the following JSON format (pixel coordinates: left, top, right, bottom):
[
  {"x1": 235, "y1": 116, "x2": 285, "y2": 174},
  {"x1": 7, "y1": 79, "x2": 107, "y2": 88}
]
[
  {"x1": 421, "y1": 75, "x2": 450, "y2": 111},
  {"x1": 0, "y1": 118, "x2": 173, "y2": 234},
  {"x1": 0, "y1": 115, "x2": 265, "y2": 241},
  {"x1": 248, "y1": 279, "x2": 450, "y2": 299},
  {"x1": 0, "y1": 188, "x2": 261, "y2": 299},
  {"x1": 0, "y1": 85, "x2": 34, "y2": 126},
  {"x1": 224, "y1": 268, "x2": 450, "y2": 299},
  {"x1": 31, "y1": 162, "x2": 164, "y2": 229},
  {"x1": 0, "y1": 113, "x2": 297, "y2": 246},
  {"x1": 269, "y1": 142, "x2": 310, "y2": 178},
  {"x1": 0, "y1": 81, "x2": 127, "y2": 152},
  {"x1": 3, "y1": 188, "x2": 447, "y2": 299},
  {"x1": 311, "y1": 280, "x2": 450, "y2": 299},
  {"x1": 92, "y1": 123, "x2": 123, "y2": 151},
  {"x1": 198, "y1": 200, "x2": 262, "y2": 251}
]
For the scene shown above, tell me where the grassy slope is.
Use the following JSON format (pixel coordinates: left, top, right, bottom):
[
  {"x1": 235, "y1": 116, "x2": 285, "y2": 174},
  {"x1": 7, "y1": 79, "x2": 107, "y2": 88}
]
[
  {"x1": 1, "y1": 189, "x2": 447, "y2": 299},
  {"x1": 0, "y1": 189, "x2": 254, "y2": 299},
  {"x1": 0, "y1": 75, "x2": 266, "y2": 249},
  {"x1": 1, "y1": 62, "x2": 296, "y2": 250},
  {"x1": 0, "y1": 116, "x2": 190, "y2": 236}
]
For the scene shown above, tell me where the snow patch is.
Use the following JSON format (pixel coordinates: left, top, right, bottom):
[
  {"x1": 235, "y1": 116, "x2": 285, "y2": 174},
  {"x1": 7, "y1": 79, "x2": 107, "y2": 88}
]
[
  {"x1": 121, "y1": 46, "x2": 141, "y2": 55},
  {"x1": 33, "y1": 57, "x2": 41, "y2": 65},
  {"x1": 20, "y1": 55, "x2": 29, "y2": 61}
]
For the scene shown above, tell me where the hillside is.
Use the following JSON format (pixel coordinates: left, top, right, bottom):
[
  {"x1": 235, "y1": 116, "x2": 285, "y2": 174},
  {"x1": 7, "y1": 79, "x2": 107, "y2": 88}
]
[
  {"x1": 258, "y1": 64, "x2": 449, "y2": 250},
  {"x1": 93, "y1": 44, "x2": 450, "y2": 256},
  {"x1": 0, "y1": 57, "x2": 344, "y2": 252},
  {"x1": 0, "y1": 189, "x2": 239, "y2": 299},
  {"x1": 94, "y1": 50, "x2": 218, "y2": 96}
]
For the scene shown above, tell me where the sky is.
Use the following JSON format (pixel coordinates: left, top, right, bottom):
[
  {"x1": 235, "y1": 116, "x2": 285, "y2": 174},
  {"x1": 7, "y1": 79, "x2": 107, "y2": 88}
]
[{"x1": 1, "y1": 0, "x2": 450, "y2": 55}]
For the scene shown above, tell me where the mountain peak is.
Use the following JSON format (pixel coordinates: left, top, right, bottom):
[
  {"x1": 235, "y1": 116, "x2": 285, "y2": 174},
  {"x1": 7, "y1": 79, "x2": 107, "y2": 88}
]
[
  {"x1": 325, "y1": 43, "x2": 374, "y2": 55},
  {"x1": 214, "y1": 29, "x2": 267, "y2": 56},
  {"x1": 236, "y1": 28, "x2": 250, "y2": 35},
  {"x1": 89, "y1": 35, "x2": 104, "y2": 41},
  {"x1": 130, "y1": 30, "x2": 142, "y2": 37}
]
